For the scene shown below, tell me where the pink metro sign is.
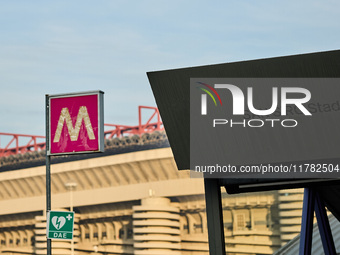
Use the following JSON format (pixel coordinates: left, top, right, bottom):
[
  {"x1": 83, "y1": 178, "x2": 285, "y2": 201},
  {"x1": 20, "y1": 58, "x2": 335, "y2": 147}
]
[{"x1": 47, "y1": 91, "x2": 104, "y2": 155}]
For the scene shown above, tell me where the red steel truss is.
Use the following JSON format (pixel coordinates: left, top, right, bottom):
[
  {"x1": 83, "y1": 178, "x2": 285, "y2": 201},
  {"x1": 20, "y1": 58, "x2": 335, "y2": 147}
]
[{"x1": 0, "y1": 106, "x2": 163, "y2": 158}]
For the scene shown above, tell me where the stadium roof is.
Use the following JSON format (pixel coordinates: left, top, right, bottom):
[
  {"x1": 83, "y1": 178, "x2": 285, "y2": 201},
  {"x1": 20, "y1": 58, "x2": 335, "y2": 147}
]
[{"x1": 274, "y1": 214, "x2": 340, "y2": 255}]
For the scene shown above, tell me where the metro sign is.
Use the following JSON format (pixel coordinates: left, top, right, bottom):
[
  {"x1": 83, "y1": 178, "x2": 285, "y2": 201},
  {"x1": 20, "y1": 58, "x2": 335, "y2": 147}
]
[{"x1": 47, "y1": 91, "x2": 104, "y2": 155}]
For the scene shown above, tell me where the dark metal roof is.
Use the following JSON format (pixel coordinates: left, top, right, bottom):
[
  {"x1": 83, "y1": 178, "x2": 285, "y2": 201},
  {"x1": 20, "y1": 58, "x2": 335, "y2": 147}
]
[{"x1": 147, "y1": 49, "x2": 340, "y2": 171}]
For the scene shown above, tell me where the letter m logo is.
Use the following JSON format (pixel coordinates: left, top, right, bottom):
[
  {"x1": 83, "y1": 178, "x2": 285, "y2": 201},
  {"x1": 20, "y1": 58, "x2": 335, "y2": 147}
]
[
  {"x1": 53, "y1": 106, "x2": 95, "y2": 143},
  {"x1": 48, "y1": 91, "x2": 103, "y2": 155}
]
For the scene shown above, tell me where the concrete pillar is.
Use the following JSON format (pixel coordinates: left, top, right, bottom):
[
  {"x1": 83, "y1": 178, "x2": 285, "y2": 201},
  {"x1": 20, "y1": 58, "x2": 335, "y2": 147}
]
[
  {"x1": 4, "y1": 232, "x2": 11, "y2": 247},
  {"x1": 278, "y1": 189, "x2": 304, "y2": 246},
  {"x1": 199, "y1": 212, "x2": 206, "y2": 233},
  {"x1": 104, "y1": 222, "x2": 114, "y2": 240},
  {"x1": 133, "y1": 197, "x2": 181, "y2": 255},
  {"x1": 18, "y1": 230, "x2": 25, "y2": 247},
  {"x1": 112, "y1": 221, "x2": 122, "y2": 240},
  {"x1": 250, "y1": 208, "x2": 255, "y2": 230}
]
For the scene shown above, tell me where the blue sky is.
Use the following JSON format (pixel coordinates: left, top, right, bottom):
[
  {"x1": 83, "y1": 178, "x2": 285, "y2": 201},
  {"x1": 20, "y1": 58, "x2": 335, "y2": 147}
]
[{"x1": 1, "y1": 0, "x2": 340, "y2": 143}]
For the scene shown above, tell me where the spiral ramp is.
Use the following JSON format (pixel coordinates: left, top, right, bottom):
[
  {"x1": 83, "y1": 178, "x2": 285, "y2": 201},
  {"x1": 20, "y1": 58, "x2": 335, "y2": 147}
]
[{"x1": 133, "y1": 197, "x2": 181, "y2": 255}]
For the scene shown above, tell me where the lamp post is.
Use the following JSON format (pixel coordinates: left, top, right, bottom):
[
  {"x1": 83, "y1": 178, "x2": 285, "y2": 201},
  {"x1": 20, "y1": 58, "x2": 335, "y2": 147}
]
[{"x1": 65, "y1": 181, "x2": 77, "y2": 255}]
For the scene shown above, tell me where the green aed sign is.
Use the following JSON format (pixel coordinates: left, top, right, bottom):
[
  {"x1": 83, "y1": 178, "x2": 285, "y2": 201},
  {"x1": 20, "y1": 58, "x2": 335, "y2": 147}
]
[{"x1": 47, "y1": 211, "x2": 74, "y2": 240}]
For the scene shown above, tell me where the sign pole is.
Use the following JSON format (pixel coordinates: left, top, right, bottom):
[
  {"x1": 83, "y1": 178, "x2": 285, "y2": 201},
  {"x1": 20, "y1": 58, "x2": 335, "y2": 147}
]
[
  {"x1": 45, "y1": 94, "x2": 52, "y2": 255},
  {"x1": 204, "y1": 178, "x2": 226, "y2": 255},
  {"x1": 45, "y1": 91, "x2": 104, "y2": 253}
]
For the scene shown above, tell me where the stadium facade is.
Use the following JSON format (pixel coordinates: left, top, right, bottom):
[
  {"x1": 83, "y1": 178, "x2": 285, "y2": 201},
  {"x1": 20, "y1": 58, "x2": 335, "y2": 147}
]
[{"x1": 0, "y1": 132, "x2": 304, "y2": 255}]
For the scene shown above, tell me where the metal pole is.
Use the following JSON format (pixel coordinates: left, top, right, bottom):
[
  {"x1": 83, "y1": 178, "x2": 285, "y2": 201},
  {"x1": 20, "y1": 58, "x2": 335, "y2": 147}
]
[
  {"x1": 70, "y1": 188, "x2": 73, "y2": 213},
  {"x1": 315, "y1": 191, "x2": 336, "y2": 255},
  {"x1": 299, "y1": 188, "x2": 315, "y2": 255},
  {"x1": 46, "y1": 95, "x2": 51, "y2": 255},
  {"x1": 204, "y1": 178, "x2": 226, "y2": 255},
  {"x1": 65, "y1": 181, "x2": 77, "y2": 255},
  {"x1": 70, "y1": 189, "x2": 74, "y2": 255},
  {"x1": 46, "y1": 155, "x2": 51, "y2": 255}
]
